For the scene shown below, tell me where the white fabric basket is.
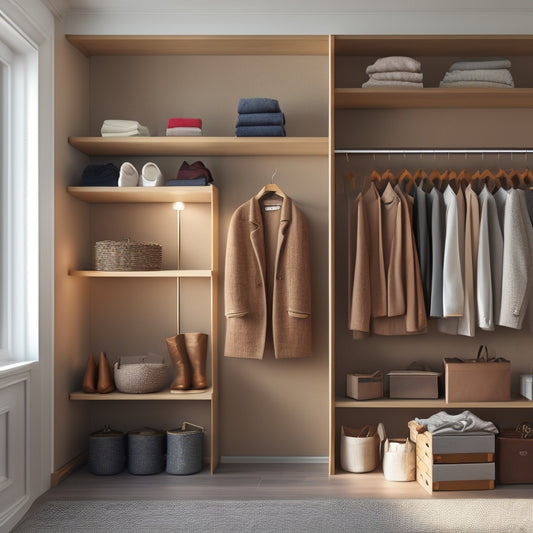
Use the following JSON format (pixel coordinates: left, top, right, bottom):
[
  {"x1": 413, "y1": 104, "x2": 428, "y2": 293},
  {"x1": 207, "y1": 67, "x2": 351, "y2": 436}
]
[
  {"x1": 382, "y1": 438, "x2": 416, "y2": 482},
  {"x1": 340, "y1": 424, "x2": 385, "y2": 473}
]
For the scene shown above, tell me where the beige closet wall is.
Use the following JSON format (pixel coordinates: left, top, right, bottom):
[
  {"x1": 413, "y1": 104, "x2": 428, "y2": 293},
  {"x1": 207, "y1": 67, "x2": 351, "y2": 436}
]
[
  {"x1": 54, "y1": 47, "x2": 329, "y2": 467},
  {"x1": 53, "y1": 21, "x2": 92, "y2": 468}
]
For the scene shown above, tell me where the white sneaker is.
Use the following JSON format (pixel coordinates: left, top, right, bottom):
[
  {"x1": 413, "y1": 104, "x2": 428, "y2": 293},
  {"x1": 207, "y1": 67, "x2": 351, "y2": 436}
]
[
  {"x1": 118, "y1": 162, "x2": 139, "y2": 187},
  {"x1": 141, "y1": 162, "x2": 164, "y2": 186}
]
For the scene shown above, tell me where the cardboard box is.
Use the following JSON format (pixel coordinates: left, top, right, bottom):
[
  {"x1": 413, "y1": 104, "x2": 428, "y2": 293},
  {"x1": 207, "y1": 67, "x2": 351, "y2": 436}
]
[
  {"x1": 346, "y1": 372, "x2": 383, "y2": 400},
  {"x1": 443, "y1": 357, "x2": 511, "y2": 403},
  {"x1": 388, "y1": 371, "x2": 441, "y2": 399},
  {"x1": 497, "y1": 431, "x2": 533, "y2": 484}
]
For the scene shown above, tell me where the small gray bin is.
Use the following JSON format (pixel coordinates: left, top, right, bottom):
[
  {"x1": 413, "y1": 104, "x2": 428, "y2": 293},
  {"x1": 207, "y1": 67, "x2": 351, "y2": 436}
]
[
  {"x1": 88, "y1": 425, "x2": 126, "y2": 475},
  {"x1": 166, "y1": 422, "x2": 204, "y2": 475},
  {"x1": 128, "y1": 427, "x2": 166, "y2": 475}
]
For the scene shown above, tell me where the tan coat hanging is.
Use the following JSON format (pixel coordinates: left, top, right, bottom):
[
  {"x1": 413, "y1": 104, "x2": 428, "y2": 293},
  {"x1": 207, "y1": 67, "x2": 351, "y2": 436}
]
[{"x1": 224, "y1": 192, "x2": 312, "y2": 359}]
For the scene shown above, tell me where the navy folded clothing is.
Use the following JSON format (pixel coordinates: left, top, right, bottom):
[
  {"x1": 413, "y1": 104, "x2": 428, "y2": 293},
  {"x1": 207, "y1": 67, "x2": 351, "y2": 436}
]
[
  {"x1": 80, "y1": 163, "x2": 119, "y2": 186},
  {"x1": 236, "y1": 112, "x2": 285, "y2": 127},
  {"x1": 165, "y1": 177, "x2": 208, "y2": 186},
  {"x1": 237, "y1": 98, "x2": 281, "y2": 114},
  {"x1": 235, "y1": 125, "x2": 286, "y2": 137}
]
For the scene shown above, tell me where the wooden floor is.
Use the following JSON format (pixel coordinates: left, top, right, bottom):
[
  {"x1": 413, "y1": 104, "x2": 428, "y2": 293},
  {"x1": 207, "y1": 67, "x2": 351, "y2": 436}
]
[{"x1": 34, "y1": 463, "x2": 533, "y2": 502}]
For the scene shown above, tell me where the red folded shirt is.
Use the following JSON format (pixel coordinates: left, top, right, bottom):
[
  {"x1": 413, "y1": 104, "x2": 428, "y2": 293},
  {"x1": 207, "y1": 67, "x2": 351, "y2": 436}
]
[{"x1": 167, "y1": 118, "x2": 202, "y2": 129}]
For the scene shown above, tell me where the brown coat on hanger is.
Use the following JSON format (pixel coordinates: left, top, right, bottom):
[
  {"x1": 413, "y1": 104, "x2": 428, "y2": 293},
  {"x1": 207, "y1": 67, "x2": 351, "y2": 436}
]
[{"x1": 224, "y1": 188, "x2": 312, "y2": 359}]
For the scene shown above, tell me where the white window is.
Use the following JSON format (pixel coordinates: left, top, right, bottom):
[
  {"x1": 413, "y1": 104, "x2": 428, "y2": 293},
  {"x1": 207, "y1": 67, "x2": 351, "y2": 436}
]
[{"x1": 0, "y1": 13, "x2": 39, "y2": 365}]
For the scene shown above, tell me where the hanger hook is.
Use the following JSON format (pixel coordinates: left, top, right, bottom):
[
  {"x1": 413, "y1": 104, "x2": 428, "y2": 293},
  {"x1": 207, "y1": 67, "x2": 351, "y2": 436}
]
[{"x1": 271, "y1": 168, "x2": 278, "y2": 183}]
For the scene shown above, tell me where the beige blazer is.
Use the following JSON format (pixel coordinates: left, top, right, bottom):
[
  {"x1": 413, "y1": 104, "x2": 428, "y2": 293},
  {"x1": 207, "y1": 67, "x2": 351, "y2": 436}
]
[{"x1": 224, "y1": 193, "x2": 312, "y2": 359}]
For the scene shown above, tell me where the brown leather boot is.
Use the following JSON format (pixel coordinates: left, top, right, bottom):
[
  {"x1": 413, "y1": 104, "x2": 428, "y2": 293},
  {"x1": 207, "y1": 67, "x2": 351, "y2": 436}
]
[
  {"x1": 166, "y1": 334, "x2": 191, "y2": 391},
  {"x1": 96, "y1": 351, "x2": 115, "y2": 393},
  {"x1": 184, "y1": 333, "x2": 208, "y2": 390},
  {"x1": 82, "y1": 354, "x2": 97, "y2": 393}
]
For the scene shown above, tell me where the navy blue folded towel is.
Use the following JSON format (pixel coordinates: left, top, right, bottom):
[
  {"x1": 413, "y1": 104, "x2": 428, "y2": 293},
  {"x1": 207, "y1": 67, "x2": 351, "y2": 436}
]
[
  {"x1": 235, "y1": 125, "x2": 286, "y2": 137},
  {"x1": 165, "y1": 177, "x2": 208, "y2": 186},
  {"x1": 80, "y1": 163, "x2": 119, "y2": 186},
  {"x1": 236, "y1": 112, "x2": 285, "y2": 127},
  {"x1": 237, "y1": 97, "x2": 281, "y2": 114}
]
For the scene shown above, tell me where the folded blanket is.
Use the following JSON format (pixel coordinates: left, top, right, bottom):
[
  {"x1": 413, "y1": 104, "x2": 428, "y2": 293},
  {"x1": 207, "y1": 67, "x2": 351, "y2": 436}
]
[
  {"x1": 166, "y1": 127, "x2": 203, "y2": 136},
  {"x1": 101, "y1": 125, "x2": 150, "y2": 137},
  {"x1": 439, "y1": 80, "x2": 514, "y2": 88},
  {"x1": 441, "y1": 68, "x2": 514, "y2": 86},
  {"x1": 80, "y1": 163, "x2": 119, "y2": 187},
  {"x1": 235, "y1": 125, "x2": 286, "y2": 137},
  {"x1": 236, "y1": 112, "x2": 285, "y2": 127},
  {"x1": 366, "y1": 56, "x2": 421, "y2": 74},
  {"x1": 177, "y1": 161, "x2": 213, "y2": 183},
  {"x1": 362, "y1": 79, "x2": 424, "y2": 88},
  {"x1": 370, "y1": 71, "x2": 423, "y2": 82},
  {"x1": 449, "y1": 57, "x2": 511, "y2": 71},
  {"x1": 165, "y1": 177, "x2": 208, "y2": 187},
  {"x1": 415, "y1": 410, "x2": 498, "y2": 435},
  {"x1": 167, "y1": 117, "x2": 202, "y2": 129},
  {"x1": 237, "y1": 97, "x2": 281, "y2": 114}
]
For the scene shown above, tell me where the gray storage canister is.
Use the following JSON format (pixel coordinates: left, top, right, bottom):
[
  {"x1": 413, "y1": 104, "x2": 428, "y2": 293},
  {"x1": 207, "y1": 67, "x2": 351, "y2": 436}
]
[
  {"x1": 128, "y1": 427, "x2": 166, "y2": 475},
  {"x1": 88, "y1": 425, "x2": 126, "y2": 475},
  {"x1": 166, "y1": 422, "x2": 204, "y2": 475}
]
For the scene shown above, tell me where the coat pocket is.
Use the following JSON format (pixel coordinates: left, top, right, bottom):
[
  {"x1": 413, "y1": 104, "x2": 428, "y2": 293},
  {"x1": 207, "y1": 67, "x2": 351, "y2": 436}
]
[
  {"x1": 288, "y1": 309, "x2": 311, "y2": 319},
  {"x1": 226, "y1": 310, "x2": 248, "y2": 318}
]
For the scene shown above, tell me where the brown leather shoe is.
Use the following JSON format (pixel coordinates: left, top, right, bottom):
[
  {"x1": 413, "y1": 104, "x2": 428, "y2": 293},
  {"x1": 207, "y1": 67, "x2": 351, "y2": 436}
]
[
  {"x1": 96, "y1": 351, "x2": 115, "y2": 393},
  {"x1": 166, "y1": 334, "x2": 191, "y2": 391},
  {"x1": 184, "y1": 333, "x2": 208, "y2": 390},
  {"x1": 82, "y1": 354, "x2": 97, "y2": 393}
]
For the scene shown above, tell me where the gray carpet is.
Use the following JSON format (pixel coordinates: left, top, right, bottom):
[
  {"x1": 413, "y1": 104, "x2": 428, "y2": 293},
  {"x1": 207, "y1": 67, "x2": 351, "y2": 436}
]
[{"x1": 12, "y1": 498, "x2": 533, "y2": 532}]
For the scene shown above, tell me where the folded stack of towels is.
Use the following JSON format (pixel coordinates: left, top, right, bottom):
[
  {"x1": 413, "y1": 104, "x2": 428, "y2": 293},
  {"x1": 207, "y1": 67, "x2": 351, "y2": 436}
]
[
  {"x1": 439, "y1": 58, "x2": 514, "y2": 88},
  {"x1": 235, "y1": 98, "x2": 286, "y2": 137},
  {"x1": 363, "y1": 56, "x2": 423, "y2": 88},
  {"x1": 100, "y1": 120, "x2": 150, "y2": 137},
  {"x1": 166, "y1": 118, "x2": 203, "y2": 136},
  {"x1": 166, "y1": 161, "x2": 213, "y2": 187}
]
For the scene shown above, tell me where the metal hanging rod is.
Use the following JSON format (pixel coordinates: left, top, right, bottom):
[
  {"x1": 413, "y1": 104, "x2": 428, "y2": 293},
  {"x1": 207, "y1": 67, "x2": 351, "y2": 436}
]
[{"x1": 335, "y1": 148, "x2": 531, "y2": 155}]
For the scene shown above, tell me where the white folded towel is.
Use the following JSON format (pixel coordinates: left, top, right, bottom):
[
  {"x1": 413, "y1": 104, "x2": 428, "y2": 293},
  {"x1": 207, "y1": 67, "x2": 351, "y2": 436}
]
[
  {"x1": 439, "y1": 80, "x2": 514, "y2": 89},
  {"x1": 370, "y1": 71, "x2": 423, "y2": 82},
  {"x1": 363, "y1": 79, "x2": 423, "y2": 88},
  {"x1": 441, "y1": 68, "x2": 514, "y2": 87},
  {"x1": 449, "y1": 58, "x2": 511, "y2": 71},
  {"x1": 415, "y1": 410, "x2": 498, "y2": 435},
  {"x1": 101, "y1": 120, "x2": 150, "y2": 137},
  {"x1": 101, "y1": 127, "x2": 150, "y2": 137},
  {"x1": 166, "y1": 127, "x2": 203, "y2": 137},
  {"x1": 366, "y1": 56, "x2": 421, "y2": 75}
]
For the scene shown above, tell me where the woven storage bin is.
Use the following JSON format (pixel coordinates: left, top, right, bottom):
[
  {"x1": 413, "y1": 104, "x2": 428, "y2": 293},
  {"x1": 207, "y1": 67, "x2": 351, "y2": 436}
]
[
  {"x1": 114, "y1": 355, "x2": 170, "y2": 394},
  {"x1": 88, "y1": 425, "x2": 126, "y2": 475},
  {"x1": 128, "y1": 428, "x2": 166, "y2": 475},
  {"x1": 166, "y1": 422, "x2": 204, "y2": 475},
  {"x1": 94, "y1": 239, "x2": 162, "y2": 271}
]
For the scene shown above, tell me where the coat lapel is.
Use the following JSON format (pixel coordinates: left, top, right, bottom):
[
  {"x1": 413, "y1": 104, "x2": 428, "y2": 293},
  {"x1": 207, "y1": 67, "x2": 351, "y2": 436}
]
[
  {"x1": 274, "y1": 196, "x2": 292, "y2": 277},
  {"x1": 248, "y1": 198, "x2": 267, "y2": 285}
]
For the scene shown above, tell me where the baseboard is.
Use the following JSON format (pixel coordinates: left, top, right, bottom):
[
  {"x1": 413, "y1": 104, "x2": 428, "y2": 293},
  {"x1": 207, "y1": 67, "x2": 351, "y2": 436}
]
[
  {"x1": 220, "y1": 456, "x2": 328, "y2": 464},
  {"x1": 50, "y1": 451, "x2": 88, "y2": 487}
]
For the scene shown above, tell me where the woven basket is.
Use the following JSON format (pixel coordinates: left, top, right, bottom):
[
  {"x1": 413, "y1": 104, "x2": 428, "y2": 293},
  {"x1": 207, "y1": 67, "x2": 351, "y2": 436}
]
[
  {"x1": 94, "y1": 239, "x2": 162, "y2": 271},
  {"x1": 166, "y1": 422, "x2": 204, "y2": 475},
  {"x1": 114, "y1": 355, "x2": 170, "y2": 394}
]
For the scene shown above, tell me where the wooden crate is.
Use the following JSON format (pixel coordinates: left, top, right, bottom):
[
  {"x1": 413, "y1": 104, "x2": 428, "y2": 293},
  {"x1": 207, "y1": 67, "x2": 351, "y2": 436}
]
[{"x1": 410, "y1": 421, "x2": 495, "y2": 494}]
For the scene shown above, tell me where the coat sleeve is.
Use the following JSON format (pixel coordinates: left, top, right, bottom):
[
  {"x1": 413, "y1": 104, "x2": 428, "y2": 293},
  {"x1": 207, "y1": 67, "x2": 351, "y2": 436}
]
[{"x1": 224, "y1": 209, "x2": 249, "y2": 318}]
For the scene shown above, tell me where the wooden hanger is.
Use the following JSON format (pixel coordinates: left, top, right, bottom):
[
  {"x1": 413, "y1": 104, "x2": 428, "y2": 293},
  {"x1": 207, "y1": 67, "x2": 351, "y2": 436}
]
[
  {"x1": 494, "y1": 168, "x2": 512, "y2": 189},
  {"x1": 507, "y1": 168, "x2": 522, "y2": 189},
  {"x1": 479, "y1": 168, "x2": 496, "y2": 192},
  {"x1": 397, "y1": 169, "x2": 414, "y2": 193},
  {"x1": 255, "y1": 169, "x2": 286, "y2": 200}
]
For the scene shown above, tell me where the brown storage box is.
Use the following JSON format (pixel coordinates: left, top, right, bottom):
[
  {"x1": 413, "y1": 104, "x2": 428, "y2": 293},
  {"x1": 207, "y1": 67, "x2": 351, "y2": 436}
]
[
  {"x1": 346, "y1": 371, "x2": 383, "y2": 400},
  {"x1": 388, "y1": 371, "x2": 441, "y2": 399},
  {"x1": 497, "y1": 431, "x2": 533, "y2": 484},
  {"x1": 443, "y1": 357, "x2": 511, "y2": 403}
]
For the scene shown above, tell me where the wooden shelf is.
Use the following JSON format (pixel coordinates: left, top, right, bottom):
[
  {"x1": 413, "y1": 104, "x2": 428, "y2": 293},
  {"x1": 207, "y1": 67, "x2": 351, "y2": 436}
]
[
  {"x1": 334, "y1": 35, "x2": 533, "y2": 57},
  {"x1": 68, "y1": 136, "x2": 329, "y2": 157},
  {"x1": 70, "y1": 387, "x2": 213, "y2": 401},
  {"x1": 69, "y1": 269, "x2": 212, "y2": 278},
  {"x1": 66, "y1": 35, "x2": 329, "y2": 57},
  {"x1": 67, "y1": 185, "x2": 215, "y2": 204},
  {"x1": 335, "y1": 88, "x2": 533, "y2": 109},
  {"x1": 335, "y1": 396, "x2": 533, "y2": 409}
]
